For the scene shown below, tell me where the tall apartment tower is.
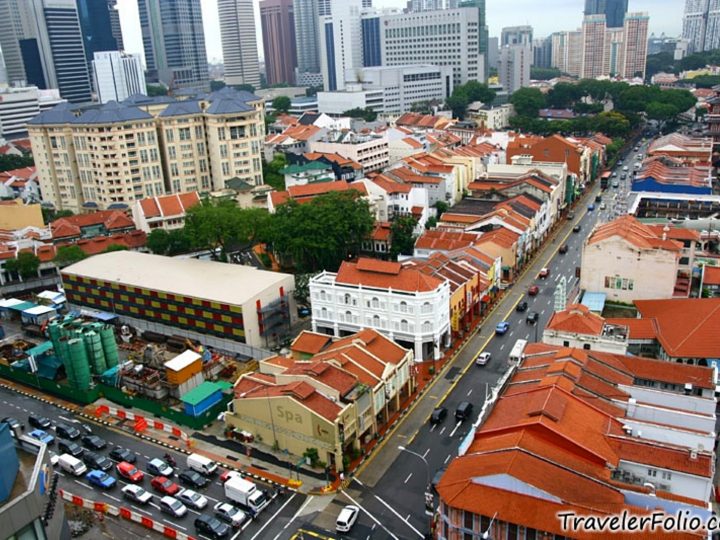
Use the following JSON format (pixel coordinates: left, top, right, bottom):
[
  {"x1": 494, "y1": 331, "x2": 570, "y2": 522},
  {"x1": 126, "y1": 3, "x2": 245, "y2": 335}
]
[
  {"x1": 551, "y1": 30, "x2": 582, "y2": 77},
  {"x1": 501, "y1": 25, "x2": 533, "y2": 47},
  {"x1": 218, "y1": 0, "x2": 261, "y2": 88},
  {"x1": 18, "y1": 0, "x2": 92, "y2": 103},
  {"x1": 581, "y1": 14, "x2": 608, "y2": 79},
  {"x1": 138, "y1": 0, "x2": 209, "y2": 90},
  {"x1": 260, "y1": 0, "x2": 297, "y2": 86},
  {"x1": 499, "y1": 45, "x2": 531, "y2": 94},
  {"x1": 621, "y1": 12, "x2": 649, "y2": 79},
  {"x1": 682, "y1": 0, "x2": 720, "y2": 52},
  {"x1": 584, "y1": 0, "x2": 628, "y2": 28},
  {"x1": 92, "y1": 51, "x2": 146, "y2": 104},
  {"x1": 76, "y1": 0, "x2": 119, "y2": 70},
  {"x1": 319, "y1": 0, "x2": 364, "y2": 91}
]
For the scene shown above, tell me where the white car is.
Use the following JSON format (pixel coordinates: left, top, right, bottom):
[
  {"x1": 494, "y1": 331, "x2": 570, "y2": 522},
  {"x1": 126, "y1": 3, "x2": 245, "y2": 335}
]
[
  {"x1": 475, "y1": 352, "x2": 491, "y2": 366},
  {"x1": 177, "y1": 488, "x2": 208, "y2": 510},
  {"x1": 122, "y1": 484, "x2": 153, "y2": 505},
  {"x1": 159, "y1": 496, "x2": 187, "y2": 518},
  {"x1": 214, "y1": 502, "x2": 247, "y2": 527},
  {"x1": 336, "y1": 505, "x2": 360, "y2": 533}
]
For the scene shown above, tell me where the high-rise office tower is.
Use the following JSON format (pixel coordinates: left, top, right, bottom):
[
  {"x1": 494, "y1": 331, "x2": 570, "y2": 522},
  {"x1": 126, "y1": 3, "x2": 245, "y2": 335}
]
[
  {"x1": 459, "y1": 0, "x2": 489, "y2": 80},
  {"x1": 293, "y1": 0, "x2": 326, "y2": 86},
  {"x1": 107, "y1": 0, "x2": 124, "y2": 51},
  {"x1": 260, "y1": 0, "x2": 297, "y2": 86},
  {"x1": 682, "y1": 0, "x2": 720, "y2": 52},
  {"x1": 18, "y1": 0, "x2": 92, "y2": 103},
  {"x1": 499, "y1": 45, "x2": 531, "y2": 94},
  {"x1": 532, "y1": 36, "x2": 553, "y2": 68},
  {"x1": 581, "y1": 14, "x2": 608, "y2": 79},
  {"x1": 584, "y1": 0, "x2": 628, "y2": 28},
  {"x1": 621, "y1": 12, "x2": 649, "y2": 79},
  {"x1": 218, "y1": 0, "x2": 261, "y2": 88},
  {"x1": 487, "y1": 36, "x2": 499, "y2": 69},
  {"x1": 0, "y1": 0, "x2": 26, "y2": 84},
  {"x1": 138, "y1": 0, "x2": 209, "y2": 89},
  {"x1": 319, "y1": 0, "x2": 364, "y2": 91},
  {"x1": 501, "y1": 25, "x2": 533, "y2": 47},
  {"x1": 92, "y1": 51, "x2": 146, "y2": 103},
  {"x1": 76, "y1": 0, "x2": 119, "y2": 69}
]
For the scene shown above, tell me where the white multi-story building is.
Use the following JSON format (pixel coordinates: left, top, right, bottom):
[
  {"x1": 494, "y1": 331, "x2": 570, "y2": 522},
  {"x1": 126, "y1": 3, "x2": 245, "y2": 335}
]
[
  {"x1": 218, "y1": 0, "x2": 261, "y2": 88},
  {"x1": 499, "y1": 44, "x2": 531, "y2": 94},
  {"x1": 359, "y1": 174, "x2": 430, "y2": 225},
  {"x1": 379, "y1": 6, "x2": 486, "y2": 86},
  {"x1": 319, "y1": 0, "x2": 364, "y2": 91},
  {"x1": 308, "y1": 129, "x2": 389, "y2": 173},
  {"x1": 466, "y1": 103, "x2": 513, "y2": 130},
  {"x1": 92, "y1": 51, "x2": 146, "y2": 104},
  {"x1": 310, "y1": 258, "x2": 451, "y2": 360},
  {"x1": 0, "y1": 85, "x2": 64, "y2": 139},
  {"x1": 551, "y1": 30, "x2": 582, "y2": 77},
  {"x1": 683, "y1": 0, "x2": 720, "y2": 52}
]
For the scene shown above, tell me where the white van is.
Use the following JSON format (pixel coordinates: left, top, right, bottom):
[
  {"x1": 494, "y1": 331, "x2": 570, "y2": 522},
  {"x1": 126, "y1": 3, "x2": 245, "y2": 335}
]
[
  {"x1": 58, "y1": 453, "x2": 87, "y2": 476},
  {"x1": 187, "y1": 453, "x2": 218, "y2": 476}
]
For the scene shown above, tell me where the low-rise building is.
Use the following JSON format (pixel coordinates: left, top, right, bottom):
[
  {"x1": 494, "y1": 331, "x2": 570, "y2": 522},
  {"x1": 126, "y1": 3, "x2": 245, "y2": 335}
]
[
  {"x1": 308, "y1": 130, "x2": 389, "y2": 174},
  {"x1": 310, "y1": 257, "x2": 451, "y2": 360},
  {"x1": 466, "y1": 102, "x2": 514, "y2": 130},
  {"x1": 0, "y1": 166, "x2": 40, "y2": 202},
  {"x1": 132, "y1": 192, "x2": 201, "y2": 232},
  {"x1": 280, "y1": 162, "x2": 335, "y2": 188},
  {"x1": 0, "y1": 199, "x2": 44, "y2": 230},
  {"x1": 647, "y1": 133, "x2": 713, "y2": 166},
  {"x1": 701, "y1": 265, "x2": 720, "y2": 297},
  {"x1": 50, "y1": 210, "x2": 137, "y2": 244},
  {"x1": 360, "y1": 175, "x2": 429, "y2": 228},
  {"x1": 543, "y1": 304, "x2": 629, "y2": 354},
  {"x1": 632, "y1": 157, "x2": 712, "y2": 196},
  {"x1": 302, "y1": 152, "x2": 364, "y2": 182},
  {"x1": 267, "y1": 180, "x2": 367, "y2": 213},
  {"x1": 264, "y1": 124, "x2": 325, "y2": 161}
]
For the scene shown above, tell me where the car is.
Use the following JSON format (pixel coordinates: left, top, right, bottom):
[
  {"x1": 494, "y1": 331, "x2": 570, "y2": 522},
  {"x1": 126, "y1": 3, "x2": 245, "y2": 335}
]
[
  {"x1": 336, "y1": 505, "x2": 360, "y2": 533},
  {"x1": 147, "y1": 458, "x2": 174, "y2": 477},
  {"x1": 600, "y1": 202, "x2": 606, "y2": 210},
  {"x1": 595, "y1": 195, "x2": 602, "y2": 203},
  {"x1": 177, "y1": 488, "x2": 208, "y2": 510},
  {"x1": 526, "y1": 312, "x2": 539, "y2": 324},
  {"x1": 117, "y1": 461, "x2": 144, "y2": 483},
  {"x1": 558, "y1": 244, "x2": 568, "y2": 254},
  {"x1": 29, "y1": 429, "x2": 55, "y2": 445},
  {"x1": 213, "y1": 502, "x2": 247, "y2": 528},
  {"x1": 572, "y1": 225, "x2": 581, "y2": 233},
  {"x1": 86, "y1": 470, "x2": 117, "y2": 490},
  {"x1": 622, "y1": 165, "x2": 628, "y2": 171},
  {"x1": 81, "y1": 435, "x2": 106, "y2": 450},
  {"x1": 78, "y1": 423, "x2": 94, "y2": 435},
  {"x1": 612, "y1": 181, "x2": 619, "y2": 188},
  {"x1": 122, "y1": 484, "x2": 153, "y2": 505},
  {"x1": 151, "y1": 476, "x2": 180, "y2": 496},
  {"x1": 159, "y1": 496, "x2": 187, "y2": 518},
  {"x1": 28, "y1": 414, "x2": 52, "y2": 430},
  {"x1": 178, "y1": 469, "x2": 209, "y2": 489},
  {"x1": 430, "y1": 406, "x2": 447, "y2": 425},
  {"x1": 528, "y1": 285, "x2": 540, "y2": 296},
  {"x1": 495, "y1": 321, "x2": 510, "y2": 335},
  {"x1": 475, "y1": 352, "x2": 491, "y2": 366},
  {"x1": 567, "y1": 211, "x2": 575, "y2": 220},
  {"x1": 587, "y1": 204, "x2": 595, "y2": 211},
  {"x1": 195, "y1": 514, "x2": 231, "y2": 539},
  {"x1": 219, "y1": 470, "x2": 242, "y2": 484},
  {"x1": 297, "y1": 306, "x2": 311, "y2": 318},
  {"x1": 538, "y1": 268, "x2": 549, "y2": 279},
  {"x1": 516, "y1": 301, "x2": 528, "y2": 312},
  {"x1": 58, "y1": 439, "x2": 84, "y2": 458},
  {"x1": 612, "y1": 171, "x2": 617, "y2": 177},
  {"x1": 2, "y1": 417, "x2": 23, "y2": 431},
  {"x1": 83, "y1": 451, "x2": 113, "y2": 472},
  {"x1": 55, "y1": 423, "x2": 81, "y2": 440},
  {"x1": 109, "y1": 447, "x2": 137, "y2": 464}
]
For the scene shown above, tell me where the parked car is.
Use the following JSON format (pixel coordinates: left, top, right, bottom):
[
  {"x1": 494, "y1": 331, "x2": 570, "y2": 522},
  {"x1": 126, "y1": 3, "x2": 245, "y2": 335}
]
[
  {"x1": 475, "y1": 352, "x2": 491, "y2": 366},
  {"x1": 538, "y1": 268, "x2": 549, "y2": 279},
  {"x1": 151, "y1": 476, "x2": 180, "y2": 496},
  {"x1": 567, "y1": 211, "x2": 575, "y2": 220},
  {"x1": 83, "y1": 451, "x2": 113, "y2": 472},
  {"x1": 526, "y1": 312, "x2": 539, "y2": 324},
  {"x1": 178, "y1": 469, "x2": 209, "y2": 489},
  {"x1": 600, "y1": 202, "x2": 606, "y2": 210},
  {"x1": 495, "y1": 321, "x2": 510, "y2": 335},
  {"x1": 58, "y1": 439, "x2": 84, "y2": 458},
  {"x1": 177, "y1": 488, "x2": 209, "y2": 510},
  {"x1": 159, "y1": 496, "x2": 187, "y2": 518},
  {"x1": 559, "y1": 244, "x2": 568, "y2": 254},
  {"x1": 81, "y1": 435, "x2": 106, "y2": 450},
  {"x1": 147, "y1": 458, "x2": 174, "y2": 477},
  {"x1": 336, "y1": 505, "x2": 360, "y2": 533},
  {"x1": 109, "y1": 447, "x2": 137, "y2": 464},
  {"x1": 1, "y1": 417, "x2": 23, "y2": 431},
  {"x1": 86, "y1": 470, "x2": 117, "y2": 490},
  {"x1": 528, "y1": 285, "x2": 540, "y2": 296},
  {"x1": 195, "y1": 514, "x2": 231, "y2": 539},
  {"x1": 28, "y1": 414, "x2": 52, "y2": 430},
  {"x1": 587, "y1": 204, "x2": 595, "y2": 211},
  {"x1": 430, "y1": 407, "x2": 447, "y2": 425},
  {"x1": 29, "y1": 429, "x2": 55, "y2": 445},
  {"x1": 572, "y1": 225, "x2": 581, "y2": 233},
  {"x1": 55, "y1": 423, "x2": 81, "y2": 440},
  {"x1": 122, "y1": 484, "x2": 153, "y2": 505},
  {"x1": 214, "y1": 502, "x2": 247, "y2": 528},
  {"x1": 117, "y1": 461, "x2": 144, "y2": 483},
  {"x1": 219, "y1": 470, "x2": 242, "y2": 484}
]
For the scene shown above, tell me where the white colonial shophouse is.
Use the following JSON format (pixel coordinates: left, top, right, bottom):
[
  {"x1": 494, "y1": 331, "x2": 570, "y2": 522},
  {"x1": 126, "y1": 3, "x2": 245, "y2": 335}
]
[{"x1": 309, "y1": 258, "x2": 451, "y2": 360}]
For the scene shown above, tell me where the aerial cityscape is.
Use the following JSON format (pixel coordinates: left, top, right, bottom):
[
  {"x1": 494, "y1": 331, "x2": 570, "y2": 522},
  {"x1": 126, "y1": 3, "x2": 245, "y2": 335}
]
[{"x1": 0, "y1": 0, "x2": 719, "y2": 539}]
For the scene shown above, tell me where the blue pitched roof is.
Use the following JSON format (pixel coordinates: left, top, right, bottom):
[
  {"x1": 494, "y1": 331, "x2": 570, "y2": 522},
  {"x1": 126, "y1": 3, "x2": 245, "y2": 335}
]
[
  {"x1": 205, "y1": 98, "x2": 253, "y2": 115},
  {"x1": 73, "y1": 101, "x2": 153, "y2": 124},
  {"x1": 123, "y1": 93, "x2": 176, "y2": 105},
  {"x1": 27, "y1": 102, "x2": 77, "y2": 126},
  {"x1": 159, "y1": 100, "x2": 202, "y2": 117}
]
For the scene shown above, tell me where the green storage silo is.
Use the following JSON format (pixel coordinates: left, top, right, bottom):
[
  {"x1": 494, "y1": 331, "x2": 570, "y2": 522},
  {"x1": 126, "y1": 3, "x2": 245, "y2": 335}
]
[
  {"x1": 100, "y1": 326, "x2": 119, "y2": 368},
  {"x1": 57, "y1": 337, "x2": 76, "y2": 387},
  {"x1": 83, "y1": 330, "x2": 107, "y2": 375},
  {"x1": 68, "y1": 338, "x2": 91, "y2": 390}
]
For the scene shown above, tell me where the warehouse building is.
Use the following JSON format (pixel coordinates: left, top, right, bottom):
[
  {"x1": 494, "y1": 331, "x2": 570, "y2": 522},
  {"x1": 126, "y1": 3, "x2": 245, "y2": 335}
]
[{"x1": 61, "y1": 252, "x2": 296, "y2": 357}]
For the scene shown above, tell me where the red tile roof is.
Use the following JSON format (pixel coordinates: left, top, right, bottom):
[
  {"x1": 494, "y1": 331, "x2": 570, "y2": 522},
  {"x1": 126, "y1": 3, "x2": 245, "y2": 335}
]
[
  {"x1": 335, "y1": 257, "x2": 444, "y2": 293},
  {"x1": 386, "y1": 166, "x2": 441, "y2": 185},
  {"x1": 587, "y1": 216, "x2": 683, "y2": 252},
  {"x1": 138, "y1": 192, "x2": 200, "y2": 219},
  {"x1": 605, "y1": 317, "x2": 658, "y2": 340},
  {"x1": 371, "y1": 175, "x2": 412, "y2": 194},
  {"x1": 370, "y1": 222, "x2": 391, "y2": 241},
  {"x1": 545, "y1": 304, "x2": 605, "y2": 336},
  {"x1": 415, "y1": 230, "x2": 479, "y2": 252},
  {"x1": 475, "y1": 228, "x2": 519, "y2": 249},
  {"x1": 401, "y1": 137, "x2": 424, "y2": 149},
  {"x1": 282, "y1": 361, "x2": 358, "y2": 397},
  {"x1": 290, "y1": 331, "x2": 332, "y2": 355},
  {"x1": 0, "y1": 166, "x2": 36, "y2": 181},
  {"x1": 703, "y1": 265, "x2": 720, "y2": 286},
  {"x1": 51, "y1": 210, "x2": 135, "y2": 239}
]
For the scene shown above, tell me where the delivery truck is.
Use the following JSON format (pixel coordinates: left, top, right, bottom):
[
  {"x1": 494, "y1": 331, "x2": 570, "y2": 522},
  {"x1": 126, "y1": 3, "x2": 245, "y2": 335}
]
[{"x1": 224, "y1": 476, "x2": 269, "y2": 515}]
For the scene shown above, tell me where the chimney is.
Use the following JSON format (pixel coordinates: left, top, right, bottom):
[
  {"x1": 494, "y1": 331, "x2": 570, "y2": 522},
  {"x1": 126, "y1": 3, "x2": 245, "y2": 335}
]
[{"x1": 662, "y1": 224, "x2": 670, "y2": 241}]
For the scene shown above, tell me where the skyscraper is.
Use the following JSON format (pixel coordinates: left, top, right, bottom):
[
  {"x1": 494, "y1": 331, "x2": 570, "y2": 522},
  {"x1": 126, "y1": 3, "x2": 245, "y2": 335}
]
[
  {"x1": 107, "y1": 0, "x2": 124, "y2": 51},
  {"x1": 319, "y1": 0, "x2": 364, "y2": 91},
  {"x1": 260, "y1": 0, "x2": 297, "y2": 86},
  {"x1": 584, "y1": 0, "x2": 628, "y2": 28},
  {"x1": 294, "y1": 0, "x2": 327, "y2": 86},
  {"x1": 682, "y1": 0, "x2": 720, "y2": 52},
  {"x1": 76, "y1": 0, "x2": 119, "y2": 68},
  {"x1": 18, "y1": 0, "x2": 92, "y2": 103},
  {"x1": 581, "y1": 14, "x2": 608, "y2": 79},
  {"x1": 138, "y1": 0, "x2": 209, "y2": 89},
  {"x1": 501, "y1": 25, "x2": 533, "y2": 47},
  {"x1": 459, "y1": 0, "x2": 489, "y2": 80},
  {"x1": 621, "y1": 12, "x2": 649, "y2": 79},
  {"x1": 533, "y1": 36, "x2": 553, "y2": 68},
  {"x1": 499, "y1": 44, "x2": 531, "y2": 94},
  {"x1": 92, "y1": 51, "x2": 146, "y2": 103},
  {"x1": 0, "y1": 0, "x2": 26, "y2": 84},
  {"x1": 218, "y1": 0, "x2": 261, "y2": 88}
]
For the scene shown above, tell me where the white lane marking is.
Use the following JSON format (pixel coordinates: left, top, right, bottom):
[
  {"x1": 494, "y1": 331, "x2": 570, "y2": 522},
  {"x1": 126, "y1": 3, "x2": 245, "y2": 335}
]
[
  {"x1": 429, "y1": 423, "x2": 436, "y2": 432},
  {"x1": 275, "y1": 495, "x2": 310, "y2": 537},
  {"x1": 554, "y1": 274, "x2": 561, "y2": 282},
  {"x1": 406, "y1": 514, "x2": 411, "y2": 522},
  {"x1": 341, "y1": 490, "x2": 400, "y2": 540},
  {"x1": 250, "y1": 492, "x2": 298, "y2": 540},
  {"x1": 444, "y1": 454, "x2": 451, "y2": 464},
  {"x1": 187, "y1": 508, "x2": 201, "y2": 516},
  {"x1": 104, "y1": 494, "x2": 121, "y2": 502},
  {"x1": 500, "y1": 344, "x2": 505, "y2": 350},
  {"x1": 540, "y1": 309, "x2": 545, "y2": 315},
  {"x1": 449, "y1": 421, "x2": 461, "y2": 438},
  {"x1": 149, "y1": 502, "x2": 161, "y2": 510},
  {"x1": 163, "y1": 519, "x2": 186, "y2": 531},
  {"x1": 353, "y1": 478, "x2": 364, "y2": 487},
  {"x1": 467, "y1": 388, "x2": 472, "y2": 396},
  {"x1": 369, "y1": 492, "x2": 423, "y2": 539},
  {"x1": 75, "y1": 480, "x2": 93, "y2": 489},
  {"x1": 439, "y1": 426, "x2": 446, "y2": 436},
  {"x1": 404, "y1": 472, "x2": 413, "y2": 484},
  {"x1": 422, "y1": 448, "x2": 430, "y2": 459},
  {"x1": 204, "y1": 493, "x2": 219, "y2": 503},
  {"x1": 508, "y1": 331, "x2": 514, "y2": 338},
  {"x1": 56, "y1": 471, "x2": 65, "y2": 477},
  {"x1": 132, "y1": 505, "x2": 153, "y2": 516}
]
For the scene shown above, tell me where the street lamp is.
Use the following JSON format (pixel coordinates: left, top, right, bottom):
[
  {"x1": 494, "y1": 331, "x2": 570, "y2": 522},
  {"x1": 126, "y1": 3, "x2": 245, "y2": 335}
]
[{"x1": 398, "y1": 445, "x2": 433, "y2": 514}]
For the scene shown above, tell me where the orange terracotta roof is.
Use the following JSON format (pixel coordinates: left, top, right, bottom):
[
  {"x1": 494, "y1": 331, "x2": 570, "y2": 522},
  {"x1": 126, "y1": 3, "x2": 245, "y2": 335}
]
[
  {"x1": 438, "y1": 213, "x2": 482, "y2": 224},
  {"x1": 290, "y1": 331, "x2": 332, "y2": 355},
  {"x1": 282, "y1": 361, "x2": 358, "y2": 397},
  {"x1": 401, "y1": 137, "x2": 424, "y2": 149},
  {"x1": 703, "y1": 265, "x2": 720, "y2": 286},
  {"x1": 60, "y1": 231, "x2": 147, "y2": 255},
  {"x1": 371, "y1": 175, "x2": 412, "y2": 194},
  {"x1": 138, "y1": 192, "x2": 200, "y2": 219},
  {"x1": 0, "y1": 166, "x2": 36, "y2": 180},
  {"x1": 335, "y1": 257, "x2": 444, "y2": 293},
  {"x1": 285, "y1": 180, "x2": 359, "y2": 200},
  {"x1": 605, "y1": 317, "x2": 658, "y2": 340},
  {"x1": 386, "y1": 166, "x2": 441, "y2": 185},
  {"x1": 587, "y1": 216, "x2": 683, "y2": 252},
  {"x1": 609, "y1": 436, "x2": 712, "y2": 477},
  {"x1": 545, "y1": 304, "x2": 605, "y2": 336},
  {"x1": 371, "y1": 222, "x2": 391, "y2": 241},
  {"x1": 415, "y1": 230, "x2": 479, "y2": 252},
  {"x1": 475, "y1": 228, "x2": 519, "y2": 249},
  {"x1": 51, "y1": 210, "x2": 135, "y2": 239},
  {"x1": 645, "y1": 223, "x2": 701, "y2": 241}
]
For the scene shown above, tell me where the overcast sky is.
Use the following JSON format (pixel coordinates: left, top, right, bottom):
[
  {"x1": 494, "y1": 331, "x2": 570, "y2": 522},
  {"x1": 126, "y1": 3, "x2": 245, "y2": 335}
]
[{"x1": 117, "y1": 0, "x2": 684, "y2": 66}]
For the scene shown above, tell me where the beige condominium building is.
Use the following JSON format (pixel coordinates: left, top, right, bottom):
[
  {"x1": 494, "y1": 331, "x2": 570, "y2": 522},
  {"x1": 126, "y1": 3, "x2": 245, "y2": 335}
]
[{"x1": 28, "y1": 88, "x2": 265, "y2": 212}]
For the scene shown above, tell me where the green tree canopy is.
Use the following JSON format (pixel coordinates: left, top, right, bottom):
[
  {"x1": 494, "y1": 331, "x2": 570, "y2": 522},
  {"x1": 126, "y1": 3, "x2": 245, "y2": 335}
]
[
  {"x1": 54, "y1": 245, "x2": 87, "y2": 267},
  {"x1": 263, "y1": 153, "x2": 288, "y2": 191},
  {"x1": 146, "y1": 84, "x2": 168, "y2": 97},
  {"x1": 6, "y1": 252, "x2": 40, "y2": 279},
  {"x1": 509, "y1": 87, "x2": 547, "y2": 117},
  {"x1": 272, "y1": 96, "x2": 292, "y2": 113},
  {"x1": 446, "y1": 93, "x2": 469, "y2": 119},
  {"x1": 166, "y1": 229, "x2": 193, "y2": 255},
  {"x1": 342, "y1": 107, "x2": 378, "y2": 121},
  {"x1": 0, "y1": 153, "x2": 34, "y2": 173},
  {"x1": 146, "y1": 229, "x2": 170, "y2": 255},
  {"x1": 531, "y1": 67, "x2": 562, "y2": 80},
  {"x1": 41, "y1": 207, "x2": 73, "y2": 225},
  {"x1": 390, "y1": 216, "x2": 418, "y2": 259},
  {"x1": 103, "y1": 244, "x2": 127, "y2": 253}
]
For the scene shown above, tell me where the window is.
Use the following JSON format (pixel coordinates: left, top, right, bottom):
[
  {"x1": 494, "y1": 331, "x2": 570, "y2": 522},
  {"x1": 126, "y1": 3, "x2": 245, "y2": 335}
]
[
  {"x1": 344, "y1": 293, "x2": 352, "y2": 305},
  {"x1": 583, "y1": 344, "x2": 591, "y2": 350},
  {"x1": 373, "y1": 315, "x2": 380, "y2": 326},
  {"x1": 526, "y1": 528, "x2": 537, "y2": 540},
  {"x1": 422, "y1": 321, "x2": 432, "y2": 332},
  {"x1": 165, "y1": 129, "x2": 174, "y2": 143},
  {"x1": 321, "y1": 307, "x2": 328, "y2": 318},
  {"x1": 371, "y1": 297, "x2": 379, "y2": 308},
  {"x1": 507, "y1": 524, "x2": 518, "y2": 540},
  {"x1": 464, "y1": 511, "x2": 473, "y2": 529},
  {"x1": 647, "y1": 469, "x2": 657, "y2": 477},
  {"x1": 179, "y1": 127, "x2": 191, "y2": 140},
  {"x1": 662, "y1": 471, "x2": 672, "y2": 480},
  {"x1": 399, "y1": 301, "x2": 408, "y2": 313},
  {"x1": 400, "y1": 319, "x2": 409, "y2": 332}
]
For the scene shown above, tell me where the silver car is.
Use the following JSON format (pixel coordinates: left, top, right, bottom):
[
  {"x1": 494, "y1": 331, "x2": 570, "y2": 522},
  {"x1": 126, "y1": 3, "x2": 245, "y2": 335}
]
[{"x1": 177, "y1": 488, "x2": 208, "y2": 510}]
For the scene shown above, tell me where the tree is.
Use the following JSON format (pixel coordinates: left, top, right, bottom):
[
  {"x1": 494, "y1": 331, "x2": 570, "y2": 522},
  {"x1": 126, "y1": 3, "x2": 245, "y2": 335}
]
[
  {"x1": 103, "y1": 244, "x2": 127, "y2": 253},
  {"x1": 6, "y1": 252, "x2": 40, "y2": 279},
  {"x1": 146, "y1": 229, "x2": 170, "y2": 255},
  {"x1": 509, "y1": 87, "x2": 546, "y2": 117},
  {"x1": 461, "y1": 81, "x2": 496, "y2": 104},
  {"x1": 262, "y1": 153, "x2": 287, "y2": 191},
  {"x1": 233, "y1": 84, "x2": 256, "y2": 93},
  {"x1": 646, "y1": 102, "x2": 681, "y2": 122},
  {"x1": 593, "y1": 112, "x2": 631, "y2": 138},
  {"x1": 54, "y1": 245, "x2": 87, "y2": 267},
  {"x1": 446, "y1": 93, "x2": 469, "y2": 119},
  {"x1": 0, "y1": 153, "x2": 34, "y2": 173},
  {"x1": 146, "y1": 84, "x2": 168, "y2": 97},
  {"x1": 547, "y1": 83, "x2": 582, "y2": 109},
  {"x1": 530, "y1": 67, "x2": 562, "y2": 80},
  {"x1": 681, "y1": 75, "x2": 720, "y2": 88},
  {"x1": 434, "y1": 200, "x2": 448, "y2": 216},
  {"x1": 210, "y1": 80, "x2": 226, "y2": 91},
  {"x1": 425, "y1": 216, "x2": 438, "y2": 229},
  {"x1": 293, "y1": 273, "x2": 317, "y2": 306},
  {"x1": 41, "y1": 207, "x2": 73, "y2": 225},
  {"x1": 166, "y1": 229, "x2": 193, "y2": 255},
  {"x1": 272, "y1": 96, "x2": 292, "y2": 113},
  {"x1": 342, "y1": 107, "x2": 378, "y2": 121},
  {"x1": 390, "y1": 216, "x2": 418, "y2": 259}
]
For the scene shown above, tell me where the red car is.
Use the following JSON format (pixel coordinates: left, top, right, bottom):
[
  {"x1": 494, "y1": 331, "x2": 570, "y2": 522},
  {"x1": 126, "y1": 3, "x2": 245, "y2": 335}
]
[
  {"x1": 220, "y1": 470, "x2": 242, "y2": 483},
  {"x1": 151, "y1": 476, "x2": 180, "y2": 496},
  {"x1": 528, "y1": 285, "x2": 540, "y2": 296},
  {"x1": 117, "y1": 461, "x2": 144, "y2": 483}
]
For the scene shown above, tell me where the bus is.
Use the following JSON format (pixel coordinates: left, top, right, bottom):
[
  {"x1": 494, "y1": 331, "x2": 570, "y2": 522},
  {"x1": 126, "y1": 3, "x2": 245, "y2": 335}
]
[
  {"x1": 600, "y1": 171, "x2": 611, "y2": 190},
  {"x1": 509, "y1": 339, "x2": 528, "y2": 365}
]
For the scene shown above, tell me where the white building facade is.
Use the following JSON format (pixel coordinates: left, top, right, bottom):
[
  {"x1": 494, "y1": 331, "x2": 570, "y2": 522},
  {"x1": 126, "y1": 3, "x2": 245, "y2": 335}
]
[
  {"x1": 308, "y1": 130, "x2": 389, "y2": 173},
  {"x1": 92, "y1": 51, "x2": 146, "y2": 104},
  {"x1": 0, "y1": 85, "x2": 64, "y2": 138},
  {"x1": 319, "y1": 0, "x2": 364, "y2": 91},
  {"x1": 499, "y1": 44, "x2": 531, "y2": 94}
]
